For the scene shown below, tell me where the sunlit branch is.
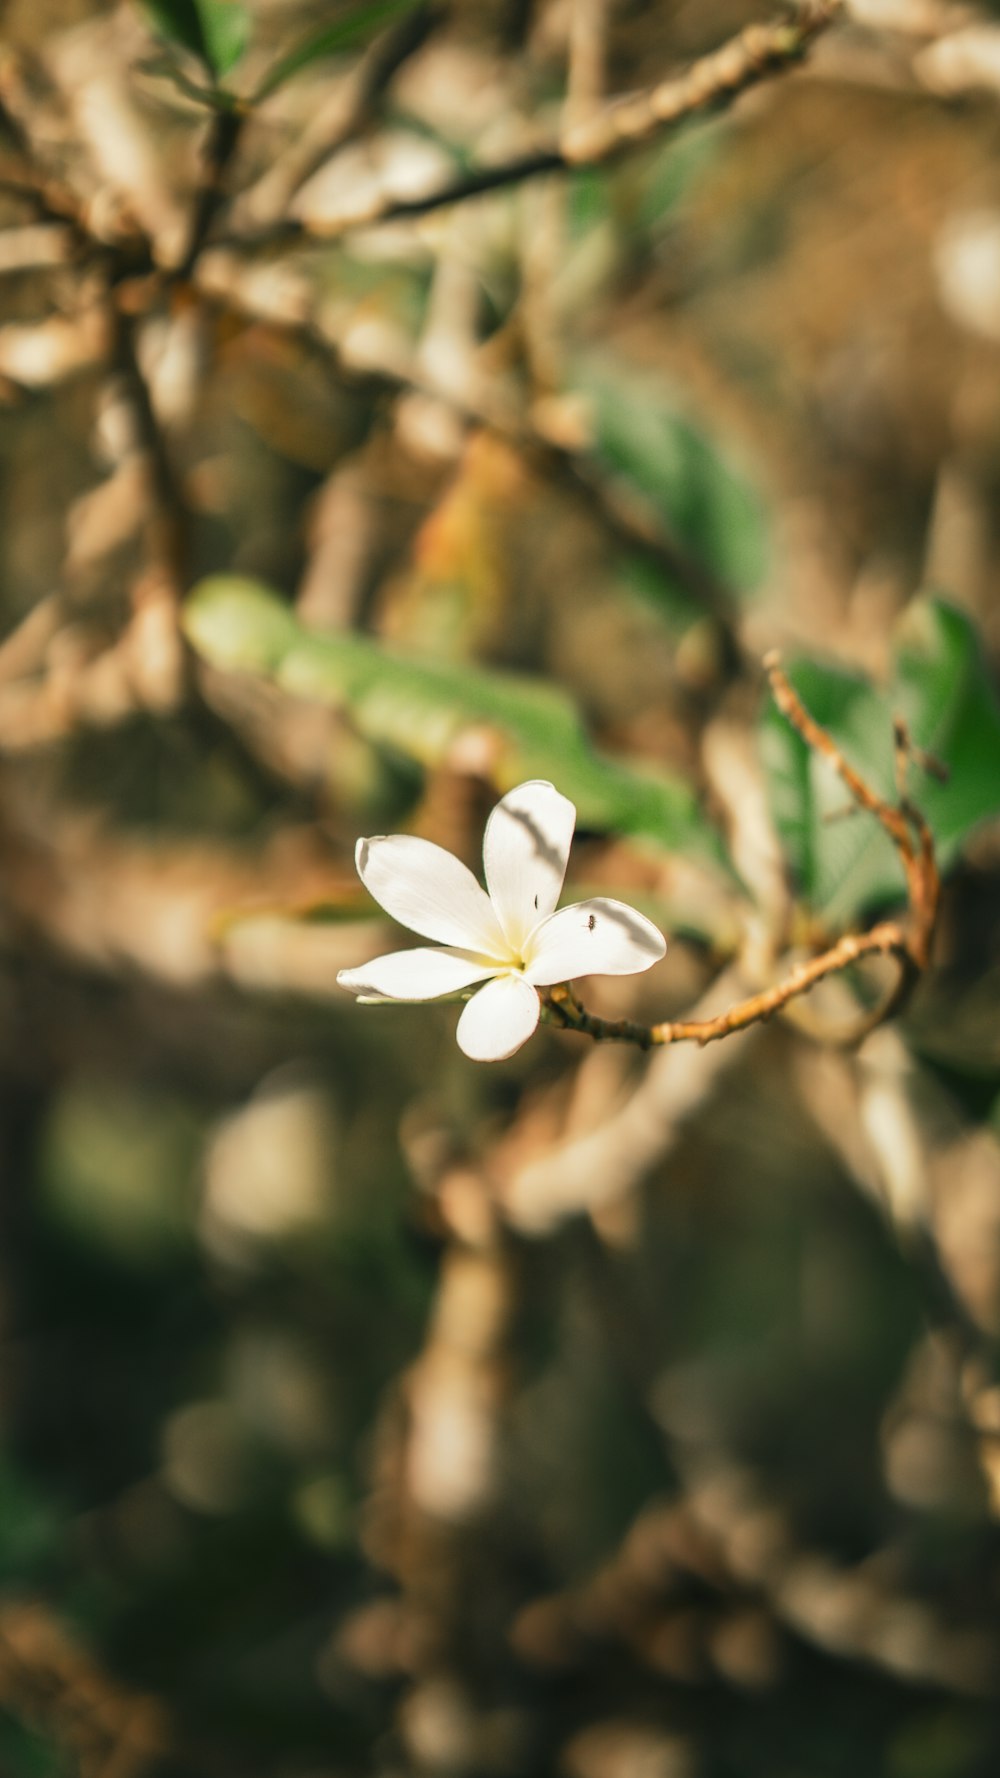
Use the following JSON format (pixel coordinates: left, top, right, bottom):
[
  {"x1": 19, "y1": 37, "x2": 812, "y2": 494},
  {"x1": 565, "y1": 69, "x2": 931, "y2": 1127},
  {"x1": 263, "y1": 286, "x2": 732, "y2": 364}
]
[
  {"x1": 222, "y1": 1, "x2": 844, "y2": 252},
  {"x1": 543, "y1": 653, "x2": 942, "y2": 1052},
  {"x1": 188, "y1": 253, "x2": 740, "y2": 620},
  {"x1": 1, "y1": 48, "x2": 193, "y2": 589}
]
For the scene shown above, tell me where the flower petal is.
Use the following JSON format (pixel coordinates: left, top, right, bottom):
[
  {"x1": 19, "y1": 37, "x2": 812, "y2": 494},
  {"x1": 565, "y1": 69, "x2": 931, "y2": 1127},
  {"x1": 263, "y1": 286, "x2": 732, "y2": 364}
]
[
  {"x1": 455, "y1": 972, "x2": 540, "y2": 1062},
  {"x1": 482, "y1": 780, "x2": 576, "y2": 951},
  {"x1": 523, "y1": 898, "x2": 666, "y2": 985},
  {"x1": 356, "y1": 834, "x2": 508, "y2": 954},
  {"x1": 337, "y1": 947, "x2": 498, "y2": 1003}
]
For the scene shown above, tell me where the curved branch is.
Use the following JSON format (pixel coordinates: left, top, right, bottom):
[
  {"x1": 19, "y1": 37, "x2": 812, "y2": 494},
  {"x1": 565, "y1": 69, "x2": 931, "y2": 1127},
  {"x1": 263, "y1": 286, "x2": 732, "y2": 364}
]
[
  {"x1": 543, "y1": 653, "x2": 942, "y2": 1052},
  {"x1": 222, "y1": 1, "x2": 844, "y2": 253}
]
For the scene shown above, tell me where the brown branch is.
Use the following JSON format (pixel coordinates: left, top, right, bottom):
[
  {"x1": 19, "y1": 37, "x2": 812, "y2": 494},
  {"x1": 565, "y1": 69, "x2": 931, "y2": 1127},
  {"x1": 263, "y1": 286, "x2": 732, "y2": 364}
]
[
  {"x1": 0, "y1": 50, "x2": 187, "y2": 583},
  {"x1": 253, "y1": 2, "x2": 448, "y2": 221},
  {"x1": 543, "y1": 652, "x2": 942, "y2": 1052},
  {"x1": 0, "y1": 159, "x2": 90, "y2": 244},
  {"x1": 223, "y1": 0, "x2": 843, "y2": 252},
  {"x1": 191, "y1": 254, "x2": 740, "y2": 618},
  {"x1": 174, "y1": 103, "x2": 247, "y2": 283},
  {"x1": 0, "y1": 71, "x2": 103, "y2": 256},
  {"x1": 565, "y1": 0, "x2": 609, "y2": 128},
  {"x1": 0, "y1": 54, "x2": 149, "y2": 263},
  {"x1": 766, "y1": 655, "x2": 941, "y2": 975},
  {"x1": 560, "y1": 0, "x2": 842, "y2": 163},
  {"x1": 107, "y1": 293, "x2": 190, "y2": 589}
]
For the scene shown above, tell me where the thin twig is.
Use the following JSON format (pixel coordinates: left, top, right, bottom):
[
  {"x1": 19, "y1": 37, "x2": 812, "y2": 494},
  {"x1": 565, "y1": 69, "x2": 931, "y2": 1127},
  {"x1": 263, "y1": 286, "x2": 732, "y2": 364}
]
[
  {"x1": 223, "y1": 1, "x2": 843, "y2": 251},
  {"x1": 543, "y1": 652, "x2": 942, "y2": 1051},
  {"x1": 560, "y1": 0, "x2": 842, "y2": 162},
  {"x1": 0, "y1": 159, "x2": 86, "y2": 235},
  {"x1": 1, "y1": 49, "x2": 186, "y2": 590},
  {"x1": 766, "y1": 656, "x2": 940, "y2": 974}
]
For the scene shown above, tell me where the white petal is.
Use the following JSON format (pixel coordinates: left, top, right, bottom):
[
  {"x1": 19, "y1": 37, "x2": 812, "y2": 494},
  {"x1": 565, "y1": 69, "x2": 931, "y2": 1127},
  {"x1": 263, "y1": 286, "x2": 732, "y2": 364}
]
[
  {"x1": 455, "y1": 973, "x2": 540, "y2": 1062},
  {"x1": 523, "y1": 898, "x2": 666, "y2": 985},
  {"x1": 337, "y1": 947, "x2": 498, "y2": 1002},
  {"x1": 482, "y1": 780, "x2": 576, "y2": 951},
  {"x1": 356, "y1": 834, "x2": 508, "y2": 954}
]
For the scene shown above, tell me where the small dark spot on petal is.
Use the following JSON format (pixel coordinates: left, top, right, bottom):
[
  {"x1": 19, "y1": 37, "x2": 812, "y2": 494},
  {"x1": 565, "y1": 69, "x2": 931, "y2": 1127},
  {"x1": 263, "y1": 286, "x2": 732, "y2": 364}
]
[{"x1": 534, "y1": 894, "x2": 539, "y2": 910}]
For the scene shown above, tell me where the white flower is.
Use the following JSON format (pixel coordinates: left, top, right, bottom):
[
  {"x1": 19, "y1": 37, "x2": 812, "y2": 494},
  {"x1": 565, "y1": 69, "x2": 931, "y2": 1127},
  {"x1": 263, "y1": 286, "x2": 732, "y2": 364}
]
[{"x1": 337, "y1": 779, "x2": 666, "y2": 1063}]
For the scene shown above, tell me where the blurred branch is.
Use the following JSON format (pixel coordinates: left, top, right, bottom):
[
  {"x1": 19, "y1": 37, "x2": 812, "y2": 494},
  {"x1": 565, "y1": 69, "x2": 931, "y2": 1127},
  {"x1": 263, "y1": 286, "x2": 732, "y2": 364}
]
[
  {"x1": 0, "y1": 51, "x2": 130, "y2": 255},
  {"x1": 0, "y1": 159, "x2": 92, "y2": 243},
  {"x1": 174, "y1": 102, "x2": 246, "y2": 282},
  {"x1": 0, "y1": 47, "x2": 186, "y2": 590},
  {"x1": 192, "y1": 252, "x2": 738, "y2": 614},
  {"x1": 565, "y1": 0, "x2": 608, "y2": 129},
  {"x1": 237, "y1": 2, "x2": 448, "y2": 230},
  {"x1": 107, "y1": 296, "x2": 190, "y2": 589},
  {"x1": 0, "y1": 219, "x2": 72, "y2": 270},
  {"x1": 225, "y1": 1, "x2": 843, "y2": 251},
  {"x1": 687, "y1": 1463, "x2": 999, "y2": 1697},
  {"x1": 0, "y1": 1602, "x2": 167, "y2": 1778},
  {"x1": 544, "y1": 654, "x2": 942, "y2": 1052}
]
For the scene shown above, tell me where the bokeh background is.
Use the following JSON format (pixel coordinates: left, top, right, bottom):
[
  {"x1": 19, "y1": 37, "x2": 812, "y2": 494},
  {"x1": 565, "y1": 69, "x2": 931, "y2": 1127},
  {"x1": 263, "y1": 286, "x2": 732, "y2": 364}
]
[{"x1": 1, "y1": 1, "x2": 1000, "y2": 1774}]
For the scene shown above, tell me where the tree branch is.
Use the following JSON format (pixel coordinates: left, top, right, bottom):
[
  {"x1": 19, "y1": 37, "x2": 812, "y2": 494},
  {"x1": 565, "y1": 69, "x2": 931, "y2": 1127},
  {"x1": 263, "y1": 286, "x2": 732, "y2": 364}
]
[
  {"x1": 543, "y1": 652, "x2": 942, "y2": 1051},
  {"x1": 243, "y1": 1, "x2": 448, "y2": 226},
  {"x1": 106, "y1": 292, "x2": 191, "y2": 589},
  {"x1": 174, "y1": 103, "x2": 247, "y2": 283},
  {"x1": 223, "y1": 1, "x2": 844, "y2": 251}
]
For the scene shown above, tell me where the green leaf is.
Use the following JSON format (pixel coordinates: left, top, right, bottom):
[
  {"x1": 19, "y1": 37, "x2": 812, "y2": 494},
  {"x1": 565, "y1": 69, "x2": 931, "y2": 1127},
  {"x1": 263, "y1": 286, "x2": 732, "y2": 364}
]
[
  {"x1": 0, "y1": 1718, "x2": 69, "y2": 1778},
  {"x1": 40, "y1": 1083, "x2": 201, "y2": 1268},
  {"x1": 636, "y1": 120, "x2": 722, "y2": 233},
  {"x1": 760, "y1": 660, "x2": 899, "y2": 927},
  {"x1": 566, "y1": 167, "x2": 613, "y2": 243},
  {"x1": 894, "y1": 599, "x2": 1000, "y2": 864},
  {"x1": 575, "y1": 355, "x2": 769, "y2": 597},
  {"x1": 254, "y1": 0, "x2": 418, "y2": 102},
  {"x1": 141, "y1": 0, "x2": 249, "y2": 78},
  {"x1": 184, "y1": 576, "x2": 730, "y2": 873},
  {"x1": 184, "y1": 575, "x2": 298, "y2": 672},
  {"x1": 760, "y1": 596, "x2": 1000, "y2": 927},
  {"x1": 135, "y1": 50, "x2": 218, "y2": 105},
  {"x1": 143, "y1": 0, "x2": 207, "y2": 62}
]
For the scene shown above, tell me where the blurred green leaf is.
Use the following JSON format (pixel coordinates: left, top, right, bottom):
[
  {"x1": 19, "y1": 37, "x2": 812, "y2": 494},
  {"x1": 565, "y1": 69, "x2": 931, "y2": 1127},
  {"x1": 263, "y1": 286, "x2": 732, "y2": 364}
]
[
  {"x1": 575, "y1": 356, "x2": 769, "y2": 596},
  {"x1": 894, "y1": 599, "x2": 1000, "y2": 861},
  {"x1": 566, "y1": 167, "x2": 613, "y2": 243},
  {"x1": 636, "y1": 120, "x2": 722, "y2": 232},
  {"x1": 760, "y1": 596, "x2": 1000, "y2": 926},
  {"x1": 142, "y1": 0, "x2": 249, "y2": 78},
  {"x1": 254, "y1": 0, "x2": 419, "y2": 101},
  {"x1": 40, "y1": 1084, "x2": 201, "y2": 1268},
  {"x1": 0, "y1": 1455, "x2": 66, "y2": 1579},
  {"x1": 761, "y1": 657, "x2": 897, "y2": 927},
  {"x1": 889, "y1": 1709, "x2": 992, "y2": 1778},
  {"x1": 0, "y1": 1720, "x2": 68, "y2": 1778},
  {"x1": 184, "y1": 576, "x2": 731, "y2": 872}
]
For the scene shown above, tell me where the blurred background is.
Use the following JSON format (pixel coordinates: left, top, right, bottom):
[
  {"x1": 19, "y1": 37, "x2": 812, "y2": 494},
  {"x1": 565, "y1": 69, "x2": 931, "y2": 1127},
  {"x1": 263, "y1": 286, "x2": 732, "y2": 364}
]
[{"x1": 1, "y1": 1, "x2": 1000, "y2": 1774}]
